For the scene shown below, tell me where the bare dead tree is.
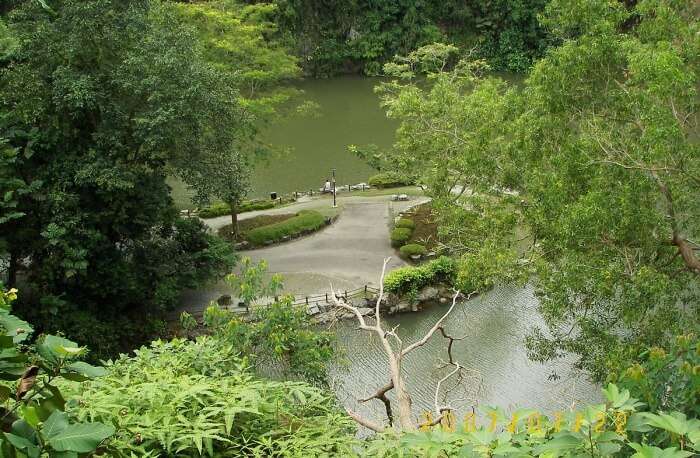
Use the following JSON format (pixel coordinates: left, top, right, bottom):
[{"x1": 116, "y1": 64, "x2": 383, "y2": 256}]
[{"x1": 330, "y1": 258, "x2": 478, "y2": 432}]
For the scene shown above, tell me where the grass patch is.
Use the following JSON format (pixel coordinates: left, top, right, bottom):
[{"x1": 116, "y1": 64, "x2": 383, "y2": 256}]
[
  {"x1": 199, "y1": 200, "x2": 279, "y2": 219},
  {"x1": 217, "y1": 214, "x2": 296, "y2": 241},
  {"x1": 246, "y1": 210, "x2": 328, "y2": 246}
]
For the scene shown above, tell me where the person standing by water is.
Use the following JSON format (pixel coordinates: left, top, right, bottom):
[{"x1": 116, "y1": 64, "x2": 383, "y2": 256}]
[{"x1": 322, "y1": 178, "x2": 332, "y2": 193}]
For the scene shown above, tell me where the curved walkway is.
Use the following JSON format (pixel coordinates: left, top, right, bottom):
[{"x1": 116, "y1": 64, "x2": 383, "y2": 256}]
[
  {"x1": 239, "y1": 196, "x2": 426, "y2": 294},
  {"x1": 178, "y1": 194, "x2": 428, "y2": 311}
]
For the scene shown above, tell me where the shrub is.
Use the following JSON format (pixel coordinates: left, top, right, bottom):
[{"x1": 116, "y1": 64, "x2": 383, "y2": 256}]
[
  {"x1": 368, "y1": 171, "x2": 411, "y2": 188},
  {"x1": 198, "y1": 202, "x2": 230, "y2": 218},
  {"x1": 70, "y1": 338, "x2": 356, "y2": 456},
  {"x1": 400, "y1": 243, "x2": 427, "y2": 258},
  {"x1": 246, "y1": 210, "x2": 326, "y2": 246},
  {"x1": 390, "y1": 227, "x2": 412, "y2": 247},
  {"x1": 395, "y1": 218, "x2": 415, "y2": 230},
  {"x1": 384, "y1": 256, "x2": 456, "y2": 295},
  {"x1": 198, "y1": 199, "x2": 276, "y2": 218}
]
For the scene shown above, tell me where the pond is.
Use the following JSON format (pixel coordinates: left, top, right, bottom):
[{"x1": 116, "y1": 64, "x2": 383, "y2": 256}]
[
  {"x1": 328, "y1": 284, "x2": 601, "y2": 431},
  {"x1": 169, "y1": 76, "x2": 396, "y2": 207},
  {"x1": 251, "y1": 75, "x2": 397, "y2": 198}
]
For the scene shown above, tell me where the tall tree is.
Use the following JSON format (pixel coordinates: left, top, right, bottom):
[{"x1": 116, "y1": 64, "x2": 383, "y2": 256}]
[
  {"x1": 0, "y1": 0, "x2": 238, "y2": 356},
  {"x1": 378, "y1": 0, "x2": 699, "y2": 380},
  {"x1": 174, "y1": 0, "x2": 301, "y2": 236}
]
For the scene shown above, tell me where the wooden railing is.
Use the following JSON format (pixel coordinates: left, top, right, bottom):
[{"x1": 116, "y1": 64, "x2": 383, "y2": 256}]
[{"x1": 175, "y1": 284, "x2": 380, "y2": 322}]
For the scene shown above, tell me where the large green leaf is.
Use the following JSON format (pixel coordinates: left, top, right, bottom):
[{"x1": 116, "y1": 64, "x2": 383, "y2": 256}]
[
  {"x1": 61, "y1": 361, "x2": 106, "y2": 381},
  {"x1": 37, "y1": 335, "x2": 84, "y2": 366},
  {"x1": 47, "y1": 422, "x2": 115, "y2": 453},
  {"x1": 4, "y1": 432, "x2": 39, "y2": 457},
  {"x1": 42, "y1": 411, "x2": 69, "y2": 438},
  {"x1": 532, "y1": 433, "x2": 582, "y2": 456},
  {"x1": 0, "y1": 311, "x2": 33, "y2": 343}
]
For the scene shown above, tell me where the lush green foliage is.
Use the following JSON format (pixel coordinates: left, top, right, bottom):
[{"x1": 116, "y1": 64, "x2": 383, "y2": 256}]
[
  {"x1": 70, "y1": 337, "x2": 355, "y2": 457},
  {"x1": 0, "y1": 285, "x2": 114, "y2": 457},
  {"x1": 399, "y1": 243, "x2": 426, "y2": 258},
  {"x1": 202, "y1": 300, "x2": 333, "y2": 385},
  {"x1": 197, "y1": 199, "x2": 276, "y2": 219},
  {"x1": 260, "y1": 0, "x2": 549, "y2": 75},
  {"x1": 377, "y1": 0, "x2": 700, "y2": 380},
  {"x1": 395, "y1": 218, "x2": 415, "y2": 230},
  {"x1": 246, "y1": 210, "x2": 326, "y2": 246},
  {"x1": 192, "y1": 257, "x2": 335, "y2": 384},
  {"x1": 364, "y1": 384, "x2": 700, "y2": 457},
  {"x1": 0, "y1": 0, "x2": 238, "y2": 356},
  {"x1": 384, "y1": 256, "x2": 456, "y2": 296},
  {"x1": 613, "y1": 334, "x2": 699, "y2": 418},
  {"x1": 390, "y1": 227, "x2": 412, "y2": 248},
  {"x1": 369, "y1": 171, "x2": 412, "y2": 189}
]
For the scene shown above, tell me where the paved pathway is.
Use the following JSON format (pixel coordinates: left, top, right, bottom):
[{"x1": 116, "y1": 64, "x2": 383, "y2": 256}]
[
  {"x1": 240, "y1": 196, "x2": 427, "y2": 294},
  {"x1": 178, "y1": 194, "x2": 428, "y2": 311}
]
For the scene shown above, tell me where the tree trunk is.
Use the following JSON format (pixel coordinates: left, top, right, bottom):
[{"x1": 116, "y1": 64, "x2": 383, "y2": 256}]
[
  {"x1": 7, "y1": 252, "x2": 18, "y2": 288},
  {"x1": 229, "y1": 204, "x2": 238, "y2": 239}
]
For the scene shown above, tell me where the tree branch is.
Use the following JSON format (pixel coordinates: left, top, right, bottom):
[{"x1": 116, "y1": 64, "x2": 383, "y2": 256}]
[{"x1": 401, "y1": 291, "x2": 471, "y2": 357}]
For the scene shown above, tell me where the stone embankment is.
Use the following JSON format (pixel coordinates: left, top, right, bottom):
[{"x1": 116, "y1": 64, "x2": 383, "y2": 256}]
[{"x1": 313, "y1": 283, "x2": 461, "y2": 324}]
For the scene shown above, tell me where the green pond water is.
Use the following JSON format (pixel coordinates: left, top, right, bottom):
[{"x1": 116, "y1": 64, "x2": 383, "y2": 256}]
[
  {"x1": 252, "y1": 75, "x2": 396, "y2": 197},
  {"x1": 330, "y1": 285, "x2": 600, "y2": 434},
  {"x1": 169, "y1": 75, "x2": 395, "y2": 206}
]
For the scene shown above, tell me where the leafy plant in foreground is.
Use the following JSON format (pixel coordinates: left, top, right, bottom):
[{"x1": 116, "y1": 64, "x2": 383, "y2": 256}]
[
  {"x1": 0, "y1": 285, "x2": 113, "y2": 457},
  {"x1": 363, "y1": 384, "x2": 700, "y2": 457}
]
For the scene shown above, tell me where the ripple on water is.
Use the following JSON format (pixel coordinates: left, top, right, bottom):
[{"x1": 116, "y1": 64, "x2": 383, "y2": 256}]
[{"x1": 328, "y1": 284, "x2": 601, "y2": 433}]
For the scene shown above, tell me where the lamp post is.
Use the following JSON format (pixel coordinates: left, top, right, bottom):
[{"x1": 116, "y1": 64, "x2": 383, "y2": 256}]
[{"x1": 332, "y1": 168, "x2": 337, "y2": 208}]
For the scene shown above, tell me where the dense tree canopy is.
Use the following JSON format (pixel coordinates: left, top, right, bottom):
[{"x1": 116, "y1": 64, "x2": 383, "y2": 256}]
[
  {"x1": 378, "y1": 0, "x2": 699, "y2": 379},
  {"x1": 258, "y1": 0, "x2": 550, "y2": 75},
  {"x1": 0, "y1": 0, "x2": 239, "y2": 356}
]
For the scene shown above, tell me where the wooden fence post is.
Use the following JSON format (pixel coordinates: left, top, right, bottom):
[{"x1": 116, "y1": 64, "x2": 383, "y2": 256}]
[{"x1": 305, "y1": 297, "x2": 309, "y2": 305}]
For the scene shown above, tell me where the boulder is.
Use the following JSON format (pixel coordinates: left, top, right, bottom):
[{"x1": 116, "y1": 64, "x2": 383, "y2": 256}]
[
  {"x1": 417, "y1": 286, "x2": 439, "y2": 302},
  {"x1": 217, "y1": 295, "x2": 232, "y2": 306},
  {"x1": 439, "y1": 297, "x2": 448, "y2": 304},
  {"x1": 234, "y1": 241, "x2": 249, "y2": 250},
  {"x1": 397, "y1": 300, "x2": 411, "y2": 312},
  {"x1": 356, "y1": 307, "x2": 373, "y2": 316},
  {"x1": 411, "y1": 303, "x2": 419, "y2": 312}
]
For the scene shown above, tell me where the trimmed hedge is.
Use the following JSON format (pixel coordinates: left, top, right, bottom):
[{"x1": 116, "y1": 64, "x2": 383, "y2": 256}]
[
  {"x1": 390, "y1": 227, "x2": 412, "y2": 247},
  {"x1": 395, "y1": 218, "x2": 415, "y2": 230},
  {"x1": 246, "y1": 210, "x2": 326, "y2": 246},
  {"x1": 399, "y1": 243, "x2": 427, "y2": 258},
  {"x1": 199, "y1": 200, "x2": 276, "y2": 218},
  {"x1": 368, "y1": 171, "x2": 411, "y2": 189},
  {"x1": 384, "y1": 256, "x2": 456, "y2": 295}
]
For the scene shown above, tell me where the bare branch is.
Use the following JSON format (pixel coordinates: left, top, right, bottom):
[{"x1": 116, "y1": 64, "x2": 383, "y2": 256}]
[
  {"x1": 360, "y1": 380, "x2": 395, "y2": 426},
  {"x1": 346, "y1": 409, "x2": 386, "y2": 433},
  {"x1": 402, "y1": 291, "x2": 472, "y2": 357},
  {"x1": 434, "y1": 364, "x2": 462, "y2": 414}
]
